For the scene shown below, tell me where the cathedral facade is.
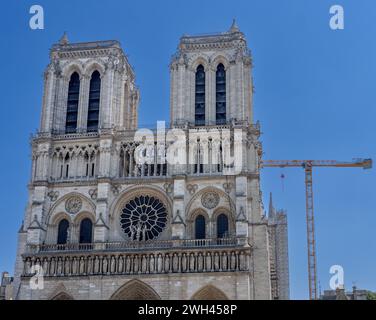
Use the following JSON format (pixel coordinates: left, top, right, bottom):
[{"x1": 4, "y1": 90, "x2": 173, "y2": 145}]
[{"x1": 13, "y1": 23, "x2": 289, "y2": 300}]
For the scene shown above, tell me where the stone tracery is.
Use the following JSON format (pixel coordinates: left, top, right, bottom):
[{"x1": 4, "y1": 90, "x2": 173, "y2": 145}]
[{"x1": 120, "y1": 195, "x2": 168, "y2": 241}]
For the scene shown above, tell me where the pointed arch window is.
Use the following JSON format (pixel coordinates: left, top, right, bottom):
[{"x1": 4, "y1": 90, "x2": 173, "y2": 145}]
[
  {"x1": 217, "y1": 214, "x2": 229, "y2": 238},
  {"x1": 87, "y1": 71, "x2": 101, "y2": 132},
  {"x1": 216, "y1": 64, "x2": 226, "y2": 125},
  {"x1": 195, "y1": 65, "x2": 205, "y2": 126},
  {"x1": 65, "y1": 72, "x2": 80, "y2": 133},
  {"x1": 79, "y1": 218, "x2": 93, "y2": 243},
  {"x1": 57, "y1": 219, "x2": 69, "y2": 244},
  {"x1": 195, "y1": 214, "x2": 206, "y2": 239}
]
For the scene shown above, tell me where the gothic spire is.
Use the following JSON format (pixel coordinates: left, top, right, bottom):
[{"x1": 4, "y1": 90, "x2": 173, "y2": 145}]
[
  {"x1": 268, "y1": 192, "x2": 276, "y2": 219},
  {"x1": 229, "y1": 19, "x2": 240, "y2": 33},
  {"x1": 59, "y1": 32, "x2": 69, "y2": 45}
]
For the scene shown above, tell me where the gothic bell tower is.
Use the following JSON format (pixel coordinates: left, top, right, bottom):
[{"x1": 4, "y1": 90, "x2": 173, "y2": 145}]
[
  {"x1": 40, "y1": 33, "x2": 139, "y2": 135},
  {"x1": 170, "y1": 21, "x2": 253, "y2": 127}
]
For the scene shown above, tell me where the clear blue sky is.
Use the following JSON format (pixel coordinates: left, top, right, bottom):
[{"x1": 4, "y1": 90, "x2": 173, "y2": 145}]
[{"x1": 0, "y1": 0, "x2": 375, "y2": 299}]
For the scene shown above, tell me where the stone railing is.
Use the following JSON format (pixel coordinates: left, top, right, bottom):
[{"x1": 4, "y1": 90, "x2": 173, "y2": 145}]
[
  {"x1": 32, "y1": 131, "x2": 99, "y2": 141},
  {"x1": 48, "y1": 175, "x2": 98, "y2": 183},
  {"x1": 21, "y1": 238, "x2": 251, "y2": 277},
  {"x1": 25, "y1": 237, "x2": 247, "y2": 254}
]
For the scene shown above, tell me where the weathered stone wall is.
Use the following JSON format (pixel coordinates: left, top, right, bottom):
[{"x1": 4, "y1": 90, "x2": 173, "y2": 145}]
[{"x1": 18, "y1": 273, "x2": 251, "y2": 300}]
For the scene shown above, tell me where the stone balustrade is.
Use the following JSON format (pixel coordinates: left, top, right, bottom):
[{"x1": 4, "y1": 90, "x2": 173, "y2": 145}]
[{"x1": 21, "y1": 238, "x2": 251, "y2": 277}]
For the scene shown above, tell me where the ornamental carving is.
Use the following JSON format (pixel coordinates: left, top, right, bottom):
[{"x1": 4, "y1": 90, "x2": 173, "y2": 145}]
[
  {"x1": 163, "y1": 183, "x2": 173, "y2": 196},
  {"x1": 65, "y1": 196, "x2": 82, "y2": 214},
  {"x1": 187, "y1": 184, "x2": 198, "y2": 195},
  {"x1": 88, "y1": 189, "x2": 97, "y2": 200},
  {"x1": 47, "y1": 191, "x2": 59, "y2": 202},
  {"x1": 201, "y1": 192, "x2": 220, "y2": 209}
]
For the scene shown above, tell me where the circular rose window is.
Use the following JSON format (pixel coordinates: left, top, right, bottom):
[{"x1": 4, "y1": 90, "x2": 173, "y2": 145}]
[{"x1": 120, "y1": 195, "x2": 168, "y2": 241}]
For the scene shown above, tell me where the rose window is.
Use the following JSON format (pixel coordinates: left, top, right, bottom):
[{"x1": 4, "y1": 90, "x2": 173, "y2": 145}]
[{"x1": 120, "y1": 195, "x2": 167, "y2": 241}]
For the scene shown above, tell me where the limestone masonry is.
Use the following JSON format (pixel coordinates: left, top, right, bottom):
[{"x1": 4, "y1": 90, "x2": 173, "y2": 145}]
[{"x1": 13, "y1": 22, "x2": 289, "y2": 300}]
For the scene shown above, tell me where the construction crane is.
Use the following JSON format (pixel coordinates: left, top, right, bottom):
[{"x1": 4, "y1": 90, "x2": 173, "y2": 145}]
[{"x1": 261, "y1": 158, "x2": 372, "y2": 300}]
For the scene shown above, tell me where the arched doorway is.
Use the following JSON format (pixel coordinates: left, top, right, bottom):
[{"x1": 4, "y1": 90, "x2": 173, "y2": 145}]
[
  {"x1": 191, "y1": 285, "x2": 228, "y2": 300},
  {"x1": 110, "y1": 279, "x2": 161, "y2": 300}
]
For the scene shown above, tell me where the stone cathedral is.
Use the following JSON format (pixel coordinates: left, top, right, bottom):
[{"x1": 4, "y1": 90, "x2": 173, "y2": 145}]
[{"x1": 13, "y1": 22, "x2": 289, "y2": 300}]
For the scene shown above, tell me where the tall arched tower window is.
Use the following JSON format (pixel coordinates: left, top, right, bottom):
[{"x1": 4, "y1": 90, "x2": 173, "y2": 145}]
[
  {"x1": 57, "y1": 219, "x2": 69, "y2": 244},
  {"x1": 217, "y1": 214, "x2": 229, "y2": 238},
  {"x1": 195, "y1": 65, "x2": 205, "y2": 126},
  {"x1": 195, "y1": 215, "x2": 206, "y2": 239},
  {"x1": 79, "y1": 218, "x2": 93, "y2": 244},
  {"x1": 216, "y1": 64, "x2": 226, "y2": 125},
  {"x1": 65, "y1": 72, "x2": 80, "y2": 133},
  {"x1": 87, "y1": 71, "x2": 101, "y2": 132}
]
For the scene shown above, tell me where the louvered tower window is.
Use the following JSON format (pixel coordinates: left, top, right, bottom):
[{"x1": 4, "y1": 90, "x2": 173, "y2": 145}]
[
  {"x1": 195, "y1": 65, "x2": 205, "y2": 126},
  {"x1": 216, "y1": 64, "x2": 226, "y2": 125},
  {"x1": 87, "y1": 71, "x2": 101, "y2": 132},
  {"x1": 65, "y1": 72, "x2": 80, "y2": 133}
]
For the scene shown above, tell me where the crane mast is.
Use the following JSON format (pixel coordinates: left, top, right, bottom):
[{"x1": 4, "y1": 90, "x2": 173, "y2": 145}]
[{"x1": 261, "y1": 158, "x2": 372, "y2": 300}]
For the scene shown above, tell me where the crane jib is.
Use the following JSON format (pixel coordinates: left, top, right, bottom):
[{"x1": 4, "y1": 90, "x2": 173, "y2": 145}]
[{"x1": 260, "y1": 157, "x2": 372, "y2": 299}]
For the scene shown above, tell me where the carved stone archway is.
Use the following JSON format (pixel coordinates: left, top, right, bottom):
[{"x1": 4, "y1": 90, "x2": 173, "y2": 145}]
[
  {"x1": 110, "y1": 279, "x2": 161, "y2": 300},
  {"x1": 191, "y1": 285, "x2": 228, "y2": 300}
]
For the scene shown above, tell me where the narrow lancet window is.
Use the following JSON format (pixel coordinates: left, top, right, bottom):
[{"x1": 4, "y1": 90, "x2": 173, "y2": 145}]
[
  {"x1": 216, "y1": 64, "x2": 226, "y2": 125},
  {"x1": 195, "y1": 65, "x2": 205, "y2": 126},
  {"x1": 65, "y1": 72, "x2": 80, "y2": 133},
  {"x1": 87, "y1": 71, "x2": 101, "y2": 132}
]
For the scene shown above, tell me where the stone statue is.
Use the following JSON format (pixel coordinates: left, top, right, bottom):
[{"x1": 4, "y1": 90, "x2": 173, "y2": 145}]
[
  {"x1": 173, "y1": 254, "x2": 179, "y2": 272},
  {"x1": 102, "y1": 256, "x2": 108, "y2": 274},
  {"x1": 94, "y1": 256, "x2": 99, "y2": 274},
  {"x1": 189, "y1": 253, "x2": 195, "y2": 271},
  {"x1": 141, "y1": 255, "x2": 147, "y2": 273},
  {"x1": 231, "y1": 252, "x2": 236, "y2": 270},
  {"x1": 125, "y1": 255, "x2": 130, "y2": 273},
  {"x1": 164, "y1": 254, "x2": 170, "y2": 272},
  {"x1": 64, "y1": 257, "x2": 70, "y2": 275},
  {"x1": 87, "y1": 257, "x2": 93, "y2": 275},
  {"x1": 205, "y1": 253, "x2": 211, "y2": 271},
  {"x1": 72, "y1": 257, "x2": 77, "y2": 275},
  {"x1": 118, "y1": 256, "x2": 124, "y2": 274},
  {"x1": 149, "y1": 255, "x2": 155, "y2": 273},
  {"x1": 133, "y1": 255, "x2": 139, "y2": 273},
  {"x1": 157, "y1": 254, "x2": 163, "y2": 273},
  {"x1": 214, "y1": 252, "x2": 220, "y2": 271},
  {"x1": 79, "y1": 257, "x2": 85, "y2": 274},
  {"x1": 197, "y1": 253, "x2": 203, "y2": 272},
  {"x1": 57, "y1": 258, "x2": 63, "y2": 275},
  {"x1": 181, "y1": 254, "x2": 187, "y2": 272},
  {"x1": 42, "y1": 259, "x2": 49, "y2": 276},
  {"x1": 221, "y1": 252, "x2": 228, "y2": 271},
  {"x1": 110, "y1": 256, "x2": 116, "y2": 274},
  {"x1": 50, "y1": 258, "x2": 56, "y2": 275}
]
